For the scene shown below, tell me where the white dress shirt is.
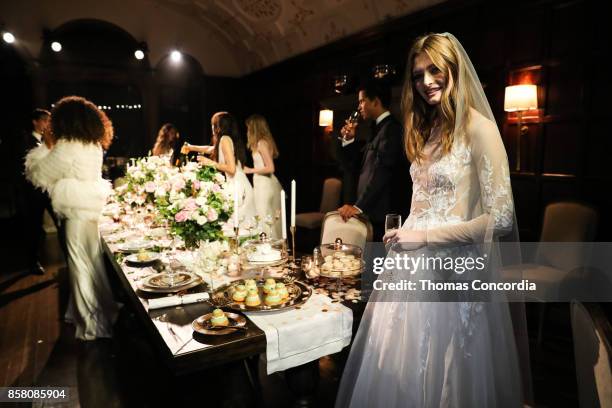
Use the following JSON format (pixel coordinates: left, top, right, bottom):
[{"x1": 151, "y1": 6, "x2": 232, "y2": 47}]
[{"x1": 342, "y1": 111, "x2": 390, "y2": 147}]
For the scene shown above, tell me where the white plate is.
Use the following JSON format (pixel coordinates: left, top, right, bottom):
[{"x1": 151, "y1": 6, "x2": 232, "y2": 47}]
[
  {"x1": 125, "y1": 252, "x2": 160, "y2": 264},
  {"x1": 117, "y1": 240, "x2": 154, "y2": 252}
]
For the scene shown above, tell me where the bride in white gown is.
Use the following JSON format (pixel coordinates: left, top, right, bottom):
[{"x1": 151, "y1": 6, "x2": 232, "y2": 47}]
[
  {"x1": 196, "y1": 112, "x2": 256, "y2": 224},
  {"x1": 26, "y1": 96, "x2": 119, "y2": 340},
  {"x1": 243, "y1": 114, "x2": 282, "y2": 239},
  {"x1": 335, "y1": 33, "x2": 530, "y2": 407}
]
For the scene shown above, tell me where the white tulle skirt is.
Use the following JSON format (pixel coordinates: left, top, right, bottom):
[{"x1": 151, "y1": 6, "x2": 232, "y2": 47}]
[
  {"x1": 335, "y1": 249, "x2": 523, "y2": 408},
  {"x1": 64, "y1": 219, "x2": 119, "y2": 340},
  {"x1": 228, "y1": 169, "x2": 256, "y2": 223},
  {"x1": 253, "y1": 173, "x2": 282, "y2": 239}
]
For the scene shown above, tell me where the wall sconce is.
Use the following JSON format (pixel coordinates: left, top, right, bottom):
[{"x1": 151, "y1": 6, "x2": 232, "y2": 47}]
[
  {"x1": 319, "y1": 109, "x2": 333, "y2": 127},
  {"x1": 504, "y1": 84, "x2": 537, "y2": 172}
]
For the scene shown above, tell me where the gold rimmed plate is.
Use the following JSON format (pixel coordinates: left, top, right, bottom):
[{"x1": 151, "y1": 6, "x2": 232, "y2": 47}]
[
  {"x1": 137, "y1": 272, "x2": 202, "y2": 293},
  {"x1": 192, "y1": 311, "x2": 247, "y2": 335}
]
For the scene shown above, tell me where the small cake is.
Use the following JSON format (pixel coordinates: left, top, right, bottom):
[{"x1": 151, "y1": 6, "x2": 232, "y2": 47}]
[
  {"x1": 232, "y1": 285, "x2": 248, "y2": 302},
  {"x1": 263, "y1": 278, "x2": 276, "y2": 294},
  {"x1": 244, "y1": 279, "x2": 257, "y2": 290},
  {"x1": 247, "y1": 243, "x2": 282, "y2": 263},
  {"x1": 245, "y1": 288, "x2": 261, "y2": 307},
  {"x1": 137, "y1": 251, "x2": 151, "y2": 262},
  {"x1": 275, "y1": 282, "x2": 289, "y2": 299},
  {"x1": 210, "y1": 309, "x2": 229, "y2": 326},
  {"x1": 264, "y1": 289, "x2": 282, "y2": 306}
]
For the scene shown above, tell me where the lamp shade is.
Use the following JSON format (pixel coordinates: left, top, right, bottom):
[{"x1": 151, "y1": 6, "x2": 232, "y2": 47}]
[
  {"x1": 319, "y1": 109, "x2": 333, "y2": 127},
  {"x1": 504, "y1": 85, "x2": 538, "y2": 112}
]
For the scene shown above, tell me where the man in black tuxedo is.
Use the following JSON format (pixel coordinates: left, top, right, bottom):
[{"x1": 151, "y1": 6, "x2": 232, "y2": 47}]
[
  {"x1": 337, "y1": 82, "x2": 410, "y2": 241},
  {"x1": 17, "y1": 109, "x2": 62, "y2": 275}
]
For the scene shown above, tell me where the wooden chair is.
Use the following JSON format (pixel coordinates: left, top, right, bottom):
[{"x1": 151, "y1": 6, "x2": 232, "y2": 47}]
[{"x1": 295, "y1": 178, "x2": 342, "y2": 230}]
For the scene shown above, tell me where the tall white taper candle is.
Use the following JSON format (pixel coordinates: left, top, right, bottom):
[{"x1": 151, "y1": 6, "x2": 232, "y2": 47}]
[
  {"x1": 290, "y1": 180, "x2": 296, "y2": 227},
  {"x1": 233, "y1": 186, "x2": 239, "y2": 228},
  {"x1": 280, "y1": 190, "x2": 287, "y2": 240}
]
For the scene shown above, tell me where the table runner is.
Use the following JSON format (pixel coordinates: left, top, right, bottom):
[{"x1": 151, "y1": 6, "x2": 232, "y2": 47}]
[{"x1": 245, "y1": 294, "x2": 353, "y2": 374}]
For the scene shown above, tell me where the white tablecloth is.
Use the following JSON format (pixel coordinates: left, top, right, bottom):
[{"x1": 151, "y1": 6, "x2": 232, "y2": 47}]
[{"x1": 246, "y1": 294, "x2": 353, "y2": 374}]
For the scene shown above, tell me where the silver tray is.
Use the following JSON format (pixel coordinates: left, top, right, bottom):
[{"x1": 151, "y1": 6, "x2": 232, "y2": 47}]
[
  {"x1": 137, "y1": 272, "x2": 202, "y2": 293},
  {"x1": 210, "y1": 279, "x2": 312, "y2": 314},
  {"x1": 192, "y1": 311, "x2": 247, "y2": 335}
]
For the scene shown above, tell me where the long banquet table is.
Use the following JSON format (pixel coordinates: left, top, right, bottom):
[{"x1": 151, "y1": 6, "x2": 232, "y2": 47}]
[
  {"x1": 101, "y1": 221, "x2": 359, "y2": 408},
  {"x1": 101, "y1": 239, "x2": 269, "y2": 376}
]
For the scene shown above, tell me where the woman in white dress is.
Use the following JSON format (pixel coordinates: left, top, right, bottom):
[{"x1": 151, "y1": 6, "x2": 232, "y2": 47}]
[
  {"x1": 335, "y1": 33, "x2": 530, "y2": 407},
  {"x1": 243, "y1": 115, "x2": 282, "y2": 238},
  {"x1": 195, "y1": 112, "x2": 256, "y2": 224},
  {"x1": 151, "y1": 123, "x2": 179, "y2": 162},
  {"x1": 26, "y1": 96, "x2": 119, "y2": 340}
]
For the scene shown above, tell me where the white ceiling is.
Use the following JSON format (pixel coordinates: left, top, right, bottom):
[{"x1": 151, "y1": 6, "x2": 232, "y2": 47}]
[{"x1": 1, "y1": 0, "x2": 445, "y2": 76}]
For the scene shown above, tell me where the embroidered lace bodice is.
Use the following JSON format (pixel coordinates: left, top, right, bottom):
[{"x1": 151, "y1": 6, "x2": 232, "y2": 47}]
[{"x1": 405, "y1": 112, "x2": 514, "y2": 244}]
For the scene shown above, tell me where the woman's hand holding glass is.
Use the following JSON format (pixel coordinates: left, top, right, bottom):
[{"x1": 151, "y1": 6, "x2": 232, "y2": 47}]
[{"x1": 383, "y1": 229, "x2": 426, "y2": 251}]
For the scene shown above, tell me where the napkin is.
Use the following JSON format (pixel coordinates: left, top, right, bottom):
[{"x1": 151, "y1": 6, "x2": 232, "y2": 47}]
[{"x1": 148, "y1": 292, "x2": 210, "y2": 310}]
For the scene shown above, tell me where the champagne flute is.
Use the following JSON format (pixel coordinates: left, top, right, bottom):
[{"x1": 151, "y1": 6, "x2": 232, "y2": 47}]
[{"x1": 340, "y1": 110, "x2": 360, "y2": 141}]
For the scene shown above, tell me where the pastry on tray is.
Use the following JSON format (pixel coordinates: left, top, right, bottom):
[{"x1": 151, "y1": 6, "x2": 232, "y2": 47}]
[
  {"x1": 263, "y1": 278, "x2": 276, "y2": 294},
  {"x1": 264, "y1": 289, "x2": 282, "y2": 306},
  {"x1": 232, "y1": 285, "x2": 248, "y2": 302},
  {"x1": 245, "y1": 288, "x2": 262, "y2": 307},
  {"x1": 275, "y1": 282, "x2": 289, "y2": 299}
]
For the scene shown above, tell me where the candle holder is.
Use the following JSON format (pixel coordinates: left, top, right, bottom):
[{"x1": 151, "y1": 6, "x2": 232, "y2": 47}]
[
  {"x1": 290, "y1": 225, "x2": 296, "y2": 263},
  {"x1": 229, "y1": 226, "x2": 240, "y2": 252}
]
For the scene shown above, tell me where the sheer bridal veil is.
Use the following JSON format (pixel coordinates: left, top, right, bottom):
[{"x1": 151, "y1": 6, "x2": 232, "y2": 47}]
[{"x1": 442, "y1": 32, "x2": 533, "y2": 403}]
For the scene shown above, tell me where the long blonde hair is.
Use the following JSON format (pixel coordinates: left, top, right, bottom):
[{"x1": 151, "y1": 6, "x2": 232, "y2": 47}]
[
  {"x1": 402, "y1": 33, "x2": 474, "y2": 162},
  {"x1": 245, "y1": 114, "x2": 279, "y2": 158}
]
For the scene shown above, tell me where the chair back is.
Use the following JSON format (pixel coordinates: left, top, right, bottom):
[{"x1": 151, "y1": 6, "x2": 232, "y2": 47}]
[
  {"x1": 319, "y1": 178, "x2": 342, "y2": 214},
  {"x1": 536, "y1": 202, "x2": 598, "y2": 270},
  {"x1": 571, "y1": 301, "x2": 612, "y2": 408},
  {"x1": 320, "y1": 211, "x2": 372, "y2": 249}
]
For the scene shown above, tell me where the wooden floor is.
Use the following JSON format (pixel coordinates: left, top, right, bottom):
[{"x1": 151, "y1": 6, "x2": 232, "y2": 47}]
[{"x1": 0, "y1": 231, "x2": 580, "y2": 407}]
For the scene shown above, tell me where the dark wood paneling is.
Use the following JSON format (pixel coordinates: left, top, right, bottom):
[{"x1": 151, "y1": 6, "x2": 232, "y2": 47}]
[
  {"x1": 585, "y1": 121, "x2": 610, "y2": 179},
  {"x1": 542, "y1": 122, "x2": 582, "y2": 175}
]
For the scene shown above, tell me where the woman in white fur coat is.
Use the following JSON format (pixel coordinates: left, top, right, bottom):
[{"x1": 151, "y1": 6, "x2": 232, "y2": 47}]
[{"x1": 26, "y1": 96, "x2": 118, "y2": 340}]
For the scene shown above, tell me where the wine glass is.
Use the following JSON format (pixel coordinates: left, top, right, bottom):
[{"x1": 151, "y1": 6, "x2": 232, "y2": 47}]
[
  {"x1": 264, "y1": 214, "x2": 274, "y2": 236},
  {"x1": 385, "y1": 214, "x2": 402, "y2": 233}
]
